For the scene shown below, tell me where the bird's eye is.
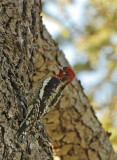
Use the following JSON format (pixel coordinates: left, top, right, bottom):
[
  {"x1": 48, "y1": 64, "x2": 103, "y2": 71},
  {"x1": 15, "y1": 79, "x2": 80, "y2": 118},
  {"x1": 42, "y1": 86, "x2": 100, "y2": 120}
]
[{"x1": 63, "y1": 67, "x2": 67, "y2": 70}]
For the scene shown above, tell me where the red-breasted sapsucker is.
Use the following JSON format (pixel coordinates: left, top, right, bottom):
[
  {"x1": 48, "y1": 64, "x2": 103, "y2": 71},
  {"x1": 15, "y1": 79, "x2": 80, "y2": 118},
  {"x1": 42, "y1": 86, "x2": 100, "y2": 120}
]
[{"x1": 17, "y1": 65, "x2": 75, "y2": 142}]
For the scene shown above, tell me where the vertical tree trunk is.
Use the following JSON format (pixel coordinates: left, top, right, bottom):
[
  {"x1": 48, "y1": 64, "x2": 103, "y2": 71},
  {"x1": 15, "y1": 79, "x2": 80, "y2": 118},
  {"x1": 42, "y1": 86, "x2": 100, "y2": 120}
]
[
  {"x1": 0, "y1": 0, "x2": 53, "y2": 159},
  {"x1": 0, "y1": 0, "x2": 117, "y2": 160}
]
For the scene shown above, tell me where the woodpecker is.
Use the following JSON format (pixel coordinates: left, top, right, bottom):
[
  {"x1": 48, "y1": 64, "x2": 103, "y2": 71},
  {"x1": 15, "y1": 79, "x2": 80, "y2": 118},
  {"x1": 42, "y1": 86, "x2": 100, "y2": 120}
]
[{"x1": 17, "y1": 65, "x2": 75, "y2": 142}]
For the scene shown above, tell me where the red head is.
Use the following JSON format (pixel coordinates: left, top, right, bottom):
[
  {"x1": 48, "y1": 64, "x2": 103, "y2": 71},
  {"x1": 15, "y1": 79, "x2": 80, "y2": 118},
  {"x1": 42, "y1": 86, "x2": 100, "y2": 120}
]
[{"x1": 54, "y1": 65, "x2": 75, "y2": 84}]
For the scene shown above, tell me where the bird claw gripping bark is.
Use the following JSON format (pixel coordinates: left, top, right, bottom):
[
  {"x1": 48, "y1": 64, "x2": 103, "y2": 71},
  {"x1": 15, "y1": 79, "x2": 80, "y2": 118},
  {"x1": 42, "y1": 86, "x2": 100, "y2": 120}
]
[
  {"x1": 17, "y1": 65, "x2": 75, "y2": 142},
  {"x1": 17, "y1": 132, "x2": 26, "y2": 143}
]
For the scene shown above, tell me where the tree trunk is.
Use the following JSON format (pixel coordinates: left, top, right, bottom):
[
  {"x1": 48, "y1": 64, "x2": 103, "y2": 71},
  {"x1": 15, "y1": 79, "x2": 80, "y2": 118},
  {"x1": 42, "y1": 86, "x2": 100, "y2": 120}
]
[{"x1": 0, "y1": 0, "x2": 117, "y2": 160}]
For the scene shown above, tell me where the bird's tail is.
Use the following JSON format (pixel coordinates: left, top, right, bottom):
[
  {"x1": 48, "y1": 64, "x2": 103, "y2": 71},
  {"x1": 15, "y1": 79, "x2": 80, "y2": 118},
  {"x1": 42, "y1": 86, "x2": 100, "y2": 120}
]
[{"x1": 17, "y1": 120, "x2": 28, "y2": 143}]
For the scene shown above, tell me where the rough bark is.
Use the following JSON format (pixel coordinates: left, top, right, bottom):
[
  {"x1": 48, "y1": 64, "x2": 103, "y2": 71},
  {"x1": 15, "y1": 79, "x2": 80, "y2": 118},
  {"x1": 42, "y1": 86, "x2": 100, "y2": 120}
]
[{"x1": 0, "y1": 0, "x2": 117, "y2": 160}]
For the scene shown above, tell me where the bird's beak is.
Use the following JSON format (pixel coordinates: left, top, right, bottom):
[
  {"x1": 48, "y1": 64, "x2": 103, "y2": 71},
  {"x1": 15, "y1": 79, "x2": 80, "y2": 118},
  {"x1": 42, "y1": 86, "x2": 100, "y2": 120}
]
[{"x1": 56, "y1": 64, "x2": 63, "y2": 71}]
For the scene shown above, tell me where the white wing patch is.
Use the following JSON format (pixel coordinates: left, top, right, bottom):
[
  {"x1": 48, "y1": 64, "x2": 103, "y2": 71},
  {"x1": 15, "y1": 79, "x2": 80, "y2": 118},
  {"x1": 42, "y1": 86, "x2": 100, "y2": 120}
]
[{"x1": 39, "y1": 77, "x2": 52, "y2": 100}]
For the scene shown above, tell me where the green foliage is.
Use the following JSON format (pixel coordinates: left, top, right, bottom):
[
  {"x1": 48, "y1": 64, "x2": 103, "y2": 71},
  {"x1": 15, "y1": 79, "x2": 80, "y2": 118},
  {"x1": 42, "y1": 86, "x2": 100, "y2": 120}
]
[{"x1": 83, "y1": 1, "x2": 117, "y2": 152}]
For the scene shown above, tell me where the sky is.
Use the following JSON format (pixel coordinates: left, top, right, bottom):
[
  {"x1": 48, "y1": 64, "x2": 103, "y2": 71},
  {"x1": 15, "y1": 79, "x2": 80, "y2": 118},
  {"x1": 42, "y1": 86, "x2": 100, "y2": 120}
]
[
  {"x1": 42, "y1": 0, "x2": 116, "y2": 107},
  {"x1": 42, "y1": 0, "x2": 117, "y2": 152}
]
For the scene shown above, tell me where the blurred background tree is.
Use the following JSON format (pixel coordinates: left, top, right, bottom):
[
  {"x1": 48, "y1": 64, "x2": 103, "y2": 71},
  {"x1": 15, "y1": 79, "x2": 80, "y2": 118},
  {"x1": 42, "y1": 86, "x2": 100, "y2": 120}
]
[{"x1": 42, "y1": 0, "x2": 117, "y2": 153}]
